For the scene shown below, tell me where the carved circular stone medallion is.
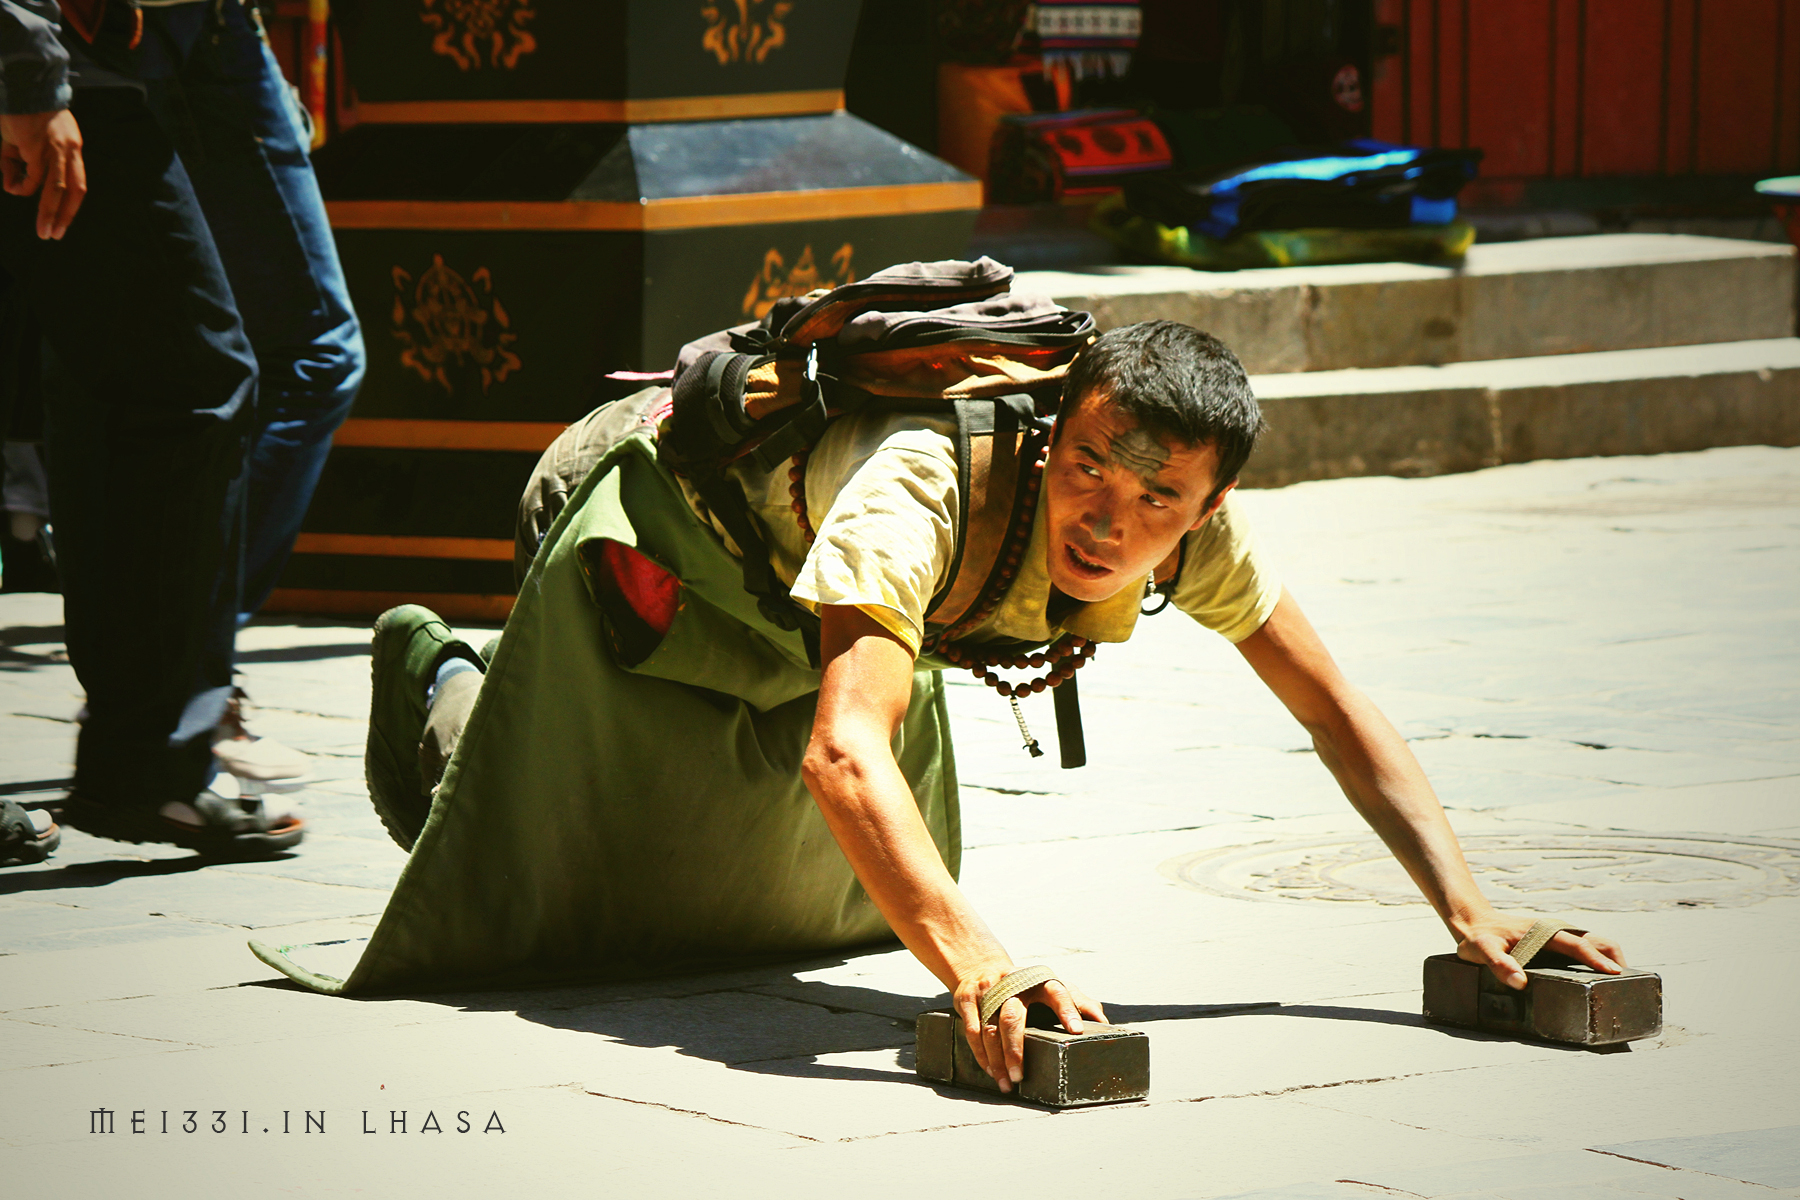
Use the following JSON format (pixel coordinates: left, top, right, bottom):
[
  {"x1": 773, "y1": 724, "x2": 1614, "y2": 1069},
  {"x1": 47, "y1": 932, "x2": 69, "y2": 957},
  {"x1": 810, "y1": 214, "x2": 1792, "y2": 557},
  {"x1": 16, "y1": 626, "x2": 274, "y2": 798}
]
[{"x1": 1163, "y1": 832, "x2": 1800, "y2": 912}]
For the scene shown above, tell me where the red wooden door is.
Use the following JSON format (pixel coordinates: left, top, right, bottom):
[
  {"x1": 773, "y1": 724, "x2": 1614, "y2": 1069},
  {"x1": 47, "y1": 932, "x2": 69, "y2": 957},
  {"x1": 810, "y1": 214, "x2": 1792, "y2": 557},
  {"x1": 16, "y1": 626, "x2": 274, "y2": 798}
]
[{"x1": 1371, "y1": 0, "x2": 1800, "y2": 195}]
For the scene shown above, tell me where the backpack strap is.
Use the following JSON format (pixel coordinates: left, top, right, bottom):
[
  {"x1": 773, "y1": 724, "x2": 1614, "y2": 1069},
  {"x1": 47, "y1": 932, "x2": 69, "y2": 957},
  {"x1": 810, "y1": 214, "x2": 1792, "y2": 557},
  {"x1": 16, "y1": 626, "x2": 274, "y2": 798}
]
[
  {"x1": 687, "y1": 469, "x2": 818, "y2": 643},
  {"x1": 924, "y1": 395, "x2": 1049, "y2": 640},
  {"x1": 661, "y1": 349, "x2": 827, "y2": 662}
]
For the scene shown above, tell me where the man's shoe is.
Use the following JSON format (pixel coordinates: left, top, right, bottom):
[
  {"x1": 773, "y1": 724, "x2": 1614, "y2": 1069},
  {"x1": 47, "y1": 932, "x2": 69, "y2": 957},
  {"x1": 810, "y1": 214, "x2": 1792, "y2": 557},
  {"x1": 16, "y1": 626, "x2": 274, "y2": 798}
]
[
  {"x1": 213, "y1": 688, "x2": 313, "y2": 794},
  {"x1": 56, "y1": 789, "x2": 303, "y2": 859},
  {"x1": 367, "y1": 604, "x2": 479, "y2": 852},
  {"x1": 0, "y1": 799, "x2": 58, "y2": 866}
]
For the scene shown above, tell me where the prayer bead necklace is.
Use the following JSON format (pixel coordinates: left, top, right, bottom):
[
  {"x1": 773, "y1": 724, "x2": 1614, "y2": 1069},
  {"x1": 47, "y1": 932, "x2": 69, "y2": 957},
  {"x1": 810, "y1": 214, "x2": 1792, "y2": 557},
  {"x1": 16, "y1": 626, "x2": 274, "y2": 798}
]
[
  {"x1": 788, "y1": 449, "x2": 818, "y2": 545},
  {"x1": 941, "y1": 634, "x2": 1097, "y2": 698}
]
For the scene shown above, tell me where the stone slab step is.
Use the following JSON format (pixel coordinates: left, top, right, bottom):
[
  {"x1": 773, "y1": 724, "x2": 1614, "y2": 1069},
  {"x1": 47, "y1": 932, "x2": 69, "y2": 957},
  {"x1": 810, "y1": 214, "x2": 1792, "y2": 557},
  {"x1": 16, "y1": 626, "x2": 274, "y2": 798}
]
[
  {"x1": 1241, "y1": 337, "x2": 1800, "y2": 488},
  {"x1": 1021, "y1": 234, "x2": 1795, "y2": 375}
]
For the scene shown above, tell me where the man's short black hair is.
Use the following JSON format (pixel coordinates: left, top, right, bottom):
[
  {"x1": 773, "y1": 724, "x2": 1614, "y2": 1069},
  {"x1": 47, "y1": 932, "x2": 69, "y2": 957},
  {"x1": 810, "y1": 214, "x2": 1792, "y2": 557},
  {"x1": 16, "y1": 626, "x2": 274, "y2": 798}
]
[{"x1": 1059, "y1": 321, "x2": 1265, "y2": 502}]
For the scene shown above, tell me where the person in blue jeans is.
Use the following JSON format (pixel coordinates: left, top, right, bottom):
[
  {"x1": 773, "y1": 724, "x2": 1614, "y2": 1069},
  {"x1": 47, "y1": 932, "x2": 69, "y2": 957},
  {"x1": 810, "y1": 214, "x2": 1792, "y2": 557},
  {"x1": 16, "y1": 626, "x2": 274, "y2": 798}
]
[
  {"x1": 129, "y1": 0, "x2": 365, "y2": 791},
  {"x1": 0, "y1": 0, "x2": 361, "y2": 862},
  {"x1": 133, "y1": 0, "x2": 364, "y2": 623}
]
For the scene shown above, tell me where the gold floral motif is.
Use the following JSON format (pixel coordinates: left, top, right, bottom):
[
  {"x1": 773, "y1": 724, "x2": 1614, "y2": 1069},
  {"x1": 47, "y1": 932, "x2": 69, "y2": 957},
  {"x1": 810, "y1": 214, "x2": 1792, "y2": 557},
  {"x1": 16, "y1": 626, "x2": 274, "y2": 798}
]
[
  {"x1": 742, "y1": 243, "x2": 854, "y2": 319},
  {"x1": 702, "y1": 0, "x2": 793, "y2": 65},
  {"x1": 421, "y1": 0, "x2": 538, "y2": 71},
  {"x1": 392, "y1": 256, "x2": 522, "y2": 396}
]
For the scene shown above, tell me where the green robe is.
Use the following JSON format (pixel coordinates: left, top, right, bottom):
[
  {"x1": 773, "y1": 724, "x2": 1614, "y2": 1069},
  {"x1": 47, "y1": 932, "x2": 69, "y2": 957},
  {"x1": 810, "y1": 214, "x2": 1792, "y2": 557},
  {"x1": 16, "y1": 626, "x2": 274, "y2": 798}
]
[{"x1": 253, "y1": 423, "x2": 959, "y2": 994}]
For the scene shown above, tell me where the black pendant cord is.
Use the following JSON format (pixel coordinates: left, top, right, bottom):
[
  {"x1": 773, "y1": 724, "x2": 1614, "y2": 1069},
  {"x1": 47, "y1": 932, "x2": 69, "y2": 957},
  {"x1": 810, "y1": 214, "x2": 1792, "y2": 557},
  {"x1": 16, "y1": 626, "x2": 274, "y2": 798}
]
[{"x1": 1052, "y1": 669, "x2": 1086, "y2": 769}]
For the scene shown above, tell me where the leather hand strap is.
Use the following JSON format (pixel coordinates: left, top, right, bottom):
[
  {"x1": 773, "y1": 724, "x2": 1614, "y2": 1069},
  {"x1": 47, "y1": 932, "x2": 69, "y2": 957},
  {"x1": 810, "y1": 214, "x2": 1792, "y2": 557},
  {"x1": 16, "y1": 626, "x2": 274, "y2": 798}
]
[
  {"x1": 1512, "y1": 918, "x2": 1586, "y2": 969},
  {"x1": 979, "y1": 965, "x2": 1059, "y2": 1026}
]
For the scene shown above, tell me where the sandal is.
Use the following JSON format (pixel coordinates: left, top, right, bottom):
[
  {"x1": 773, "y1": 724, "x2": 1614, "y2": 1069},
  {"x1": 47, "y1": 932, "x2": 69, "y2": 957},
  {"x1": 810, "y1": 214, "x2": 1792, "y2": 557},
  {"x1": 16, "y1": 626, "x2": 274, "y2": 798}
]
[
  {"x1": 0, "y1": 799, "x2": 59, "y2": 866},
  {"x1": 56, "y1": 789, "x2": 303, "y2": 859}
]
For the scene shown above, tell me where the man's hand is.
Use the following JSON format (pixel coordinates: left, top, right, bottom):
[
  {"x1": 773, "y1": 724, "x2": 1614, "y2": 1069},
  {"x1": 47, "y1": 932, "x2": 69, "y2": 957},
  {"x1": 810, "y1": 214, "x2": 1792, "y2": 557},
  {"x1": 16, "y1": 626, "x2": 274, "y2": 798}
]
[
  {"x1": 955, "y1": 968, "x2": 1107, "y2": 1094},
  {"x1": 1237, "y1": 591, "x2": 1633, "y2": 990},
  {"x1": 1455, "y1": 912, "x2": 1626, "y2": 990},
  {"x1": 0, "y1": 109, "x2": 86, "y2": 240},
  {"x1": 805, "y1": 606, "x2": 1109, "y2": 1094}
]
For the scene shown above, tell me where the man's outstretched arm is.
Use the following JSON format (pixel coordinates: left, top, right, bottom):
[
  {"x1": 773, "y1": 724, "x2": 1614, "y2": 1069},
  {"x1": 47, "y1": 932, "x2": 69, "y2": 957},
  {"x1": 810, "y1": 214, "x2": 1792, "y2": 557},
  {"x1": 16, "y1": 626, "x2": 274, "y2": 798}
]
[
  {"x1": 803, "y1": 604, "x2": 1105, "y2": 1091},
  {"x1": 1236, "y1": 588, "x2": 1627, "y2": 988}
]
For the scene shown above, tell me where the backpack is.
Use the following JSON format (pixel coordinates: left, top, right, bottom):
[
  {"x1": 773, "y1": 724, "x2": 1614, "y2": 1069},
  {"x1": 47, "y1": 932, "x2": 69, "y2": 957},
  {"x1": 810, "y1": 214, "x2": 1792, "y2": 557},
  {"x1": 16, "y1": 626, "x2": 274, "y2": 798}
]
[{"x1": 657, "y1": 258, "x2": 1096, "y2": 659}]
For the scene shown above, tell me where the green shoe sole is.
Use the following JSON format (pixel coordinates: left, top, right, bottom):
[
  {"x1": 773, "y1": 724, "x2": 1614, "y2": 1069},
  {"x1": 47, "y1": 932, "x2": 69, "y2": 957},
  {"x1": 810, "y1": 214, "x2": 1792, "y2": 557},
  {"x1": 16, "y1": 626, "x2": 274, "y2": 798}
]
[{"x1": 365, "y1": 604, "x2": 479, "y2": 852}]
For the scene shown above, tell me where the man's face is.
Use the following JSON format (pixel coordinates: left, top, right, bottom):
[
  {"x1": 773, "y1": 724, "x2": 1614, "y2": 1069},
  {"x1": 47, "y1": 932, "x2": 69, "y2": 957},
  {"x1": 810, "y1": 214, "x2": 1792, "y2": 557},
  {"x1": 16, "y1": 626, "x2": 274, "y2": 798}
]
[{"x1": 1043, "y1": 393, "x2": 1232, "y2": 603}]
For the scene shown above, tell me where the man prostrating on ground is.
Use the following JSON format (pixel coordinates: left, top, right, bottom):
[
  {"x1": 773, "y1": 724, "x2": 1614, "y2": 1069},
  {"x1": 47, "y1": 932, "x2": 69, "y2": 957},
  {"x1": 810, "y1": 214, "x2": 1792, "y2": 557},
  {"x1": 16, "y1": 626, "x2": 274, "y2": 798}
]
[{"x1": 260, "y1": 267, "x2": 1627, "y2": 1094}]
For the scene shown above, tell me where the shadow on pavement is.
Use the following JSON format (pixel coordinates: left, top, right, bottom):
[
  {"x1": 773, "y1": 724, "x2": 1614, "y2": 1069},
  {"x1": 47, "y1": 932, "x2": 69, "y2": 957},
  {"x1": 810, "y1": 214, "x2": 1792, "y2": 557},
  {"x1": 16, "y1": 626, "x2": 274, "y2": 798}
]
[
  {"x1": 1204, "y1": 1002, "x2": 1633, "y2": 1052},
  {"x1": 234, "y1": 644, "x2": 370, "y2": 664},
  {"x1": 0, "y1": 852, "x2": 242, "y2": 894},
  {"x1": 243, "y1": 951, "x2": 1627, "y2": 1089},
  {"x1": 0, "y1": 623, "x2": 62, "y2": 646}
]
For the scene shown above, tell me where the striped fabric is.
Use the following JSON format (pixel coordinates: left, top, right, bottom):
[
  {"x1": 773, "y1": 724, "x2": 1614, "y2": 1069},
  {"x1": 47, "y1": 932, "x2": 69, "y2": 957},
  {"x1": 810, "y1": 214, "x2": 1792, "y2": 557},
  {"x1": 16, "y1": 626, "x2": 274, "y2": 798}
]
[
  {"x1": 1031, "y1": 1, "x2": 1141, "y2": 48},
  {"x1": 1031, "y1": 1, "x2": 1140, "y2": 79}
]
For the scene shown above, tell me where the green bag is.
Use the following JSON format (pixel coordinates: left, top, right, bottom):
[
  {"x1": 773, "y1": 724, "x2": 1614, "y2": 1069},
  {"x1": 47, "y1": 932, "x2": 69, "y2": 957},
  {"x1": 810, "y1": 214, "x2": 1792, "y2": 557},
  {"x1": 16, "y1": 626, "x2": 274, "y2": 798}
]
[
  {"x1": 252, "y1": 425, "x2": 959, "y2": 995},
  {"x1": 1091, "y1": 192, "x2": 1476, "y2": 269}
]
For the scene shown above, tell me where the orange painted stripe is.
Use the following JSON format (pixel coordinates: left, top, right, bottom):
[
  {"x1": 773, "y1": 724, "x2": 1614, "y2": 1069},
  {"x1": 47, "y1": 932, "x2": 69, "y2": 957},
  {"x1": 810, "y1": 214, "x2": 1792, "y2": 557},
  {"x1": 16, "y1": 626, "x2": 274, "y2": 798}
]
[
  {"x1": 332, "y1": 418, "x2": 566, "y2": 451},
  {"x1": 291, "y1": 534, "x2": 514, "y2": 561},
  {"x1": 352, "y1": 91, "x2": 844, "y2": 125},
  {"x1": 264, "y1": 588, "x2": 514, "y2": 623},
  {"x1": 326, "y1": 180, "x2": 983, "y2": 232},
  {"x1": 640, "y1": 182, "x2": 984, "y2": 230}
]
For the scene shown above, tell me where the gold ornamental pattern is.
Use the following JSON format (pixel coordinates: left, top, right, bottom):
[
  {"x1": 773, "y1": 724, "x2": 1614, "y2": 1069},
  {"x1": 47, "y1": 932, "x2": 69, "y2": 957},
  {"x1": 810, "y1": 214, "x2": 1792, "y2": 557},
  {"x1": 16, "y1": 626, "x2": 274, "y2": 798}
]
[
  {"x1": 392, "y1": 256, "x2": 522, "y2": 396},
  {"x1": 742, "y1": 243, "x2": 854, "y2": 320},
  {"x1": 421, "y1": 0, "x2": 538, "y2": 71},
  {"x1": 702, "y1": 0, "x2": 793, "y2": 65}
]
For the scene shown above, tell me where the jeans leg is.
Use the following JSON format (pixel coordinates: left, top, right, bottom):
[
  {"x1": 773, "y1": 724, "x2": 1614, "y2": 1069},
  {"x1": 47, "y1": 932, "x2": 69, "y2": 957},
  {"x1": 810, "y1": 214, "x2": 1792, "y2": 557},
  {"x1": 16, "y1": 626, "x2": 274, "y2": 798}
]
[
  {"x1": 144, "y1": 0, "x2": 364, "y2": 620},
  {"x1": 0, "y1": 87, "x2": 256, "y2": 807}
]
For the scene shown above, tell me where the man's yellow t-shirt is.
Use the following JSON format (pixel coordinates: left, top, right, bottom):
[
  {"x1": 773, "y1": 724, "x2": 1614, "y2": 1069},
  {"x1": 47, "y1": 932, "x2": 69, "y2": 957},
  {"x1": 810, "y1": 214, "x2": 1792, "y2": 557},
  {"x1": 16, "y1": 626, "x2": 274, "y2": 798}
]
[{"x1": 681, "y1": 410, "x2": 1281, "y2": 655}]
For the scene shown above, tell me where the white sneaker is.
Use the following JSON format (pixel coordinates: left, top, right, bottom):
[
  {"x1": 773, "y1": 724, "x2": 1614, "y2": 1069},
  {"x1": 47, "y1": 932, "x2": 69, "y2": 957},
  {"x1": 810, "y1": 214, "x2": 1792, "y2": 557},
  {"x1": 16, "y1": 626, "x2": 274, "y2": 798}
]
[{"x1": 213, "y1": 689, "x2": 313, "y2": 794}]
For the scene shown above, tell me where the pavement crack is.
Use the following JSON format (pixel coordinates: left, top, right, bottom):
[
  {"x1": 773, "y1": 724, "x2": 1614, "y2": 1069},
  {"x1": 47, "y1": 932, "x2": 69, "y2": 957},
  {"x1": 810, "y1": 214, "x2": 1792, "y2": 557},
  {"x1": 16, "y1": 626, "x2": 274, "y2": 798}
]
[
  {"x1": 237, "y1": 703, "x2": 367, "y2": 722},
  {"x1": 581, "y1": 1088, "x2": 821, "y2": 1141},
  {"x1": 205, "y1": 868, "x2": 392, "y2": 894},
  {"x1": 1335, "y1": 1179, "x2": 1428, "y2": 1197},
  {"x1": 1579, "y1": 1146, "x2": 1769, "y2": 1180},
  {"x1": 825, "y1": 1113, "x2": 1047, "y2": 1143},
  {"x1": 1195, "y1": 1070, "x2": 1436, "y2": 1101},
  {"x1": 3, "y1": 1014, "x2": 203, "y2": 1047}
]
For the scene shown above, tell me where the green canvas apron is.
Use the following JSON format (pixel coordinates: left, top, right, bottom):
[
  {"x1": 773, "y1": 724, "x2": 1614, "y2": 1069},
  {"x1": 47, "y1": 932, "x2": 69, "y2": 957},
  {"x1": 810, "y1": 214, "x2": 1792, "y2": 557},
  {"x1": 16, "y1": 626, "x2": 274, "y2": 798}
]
[{"x1": 253, "y1": 424, "x2": 960, "y2": 994}]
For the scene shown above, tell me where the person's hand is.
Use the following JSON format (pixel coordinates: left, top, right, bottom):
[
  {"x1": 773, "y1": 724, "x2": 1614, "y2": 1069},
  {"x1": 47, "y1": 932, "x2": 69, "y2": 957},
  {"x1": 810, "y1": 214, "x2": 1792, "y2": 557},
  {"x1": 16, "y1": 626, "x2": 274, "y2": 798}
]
[
  {"x1": 1456, "y1": 912, "x2": 1626, "y2": 990},
  {"x1": 954, "y1": 966, "x2": 1107, "y2": 1093},
  {"x1": 0, "y1": 109, "x2": 87, "y2": 240}
]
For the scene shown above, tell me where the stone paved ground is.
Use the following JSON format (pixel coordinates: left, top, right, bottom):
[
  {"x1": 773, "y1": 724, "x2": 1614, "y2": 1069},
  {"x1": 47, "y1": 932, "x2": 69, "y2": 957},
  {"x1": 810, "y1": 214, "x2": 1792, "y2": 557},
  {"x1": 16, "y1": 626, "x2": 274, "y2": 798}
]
[{"x1": 1, "y1": 445, "x2": 1796, "y2": 1199}]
